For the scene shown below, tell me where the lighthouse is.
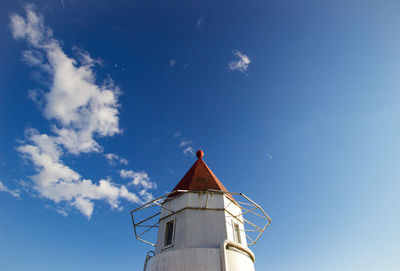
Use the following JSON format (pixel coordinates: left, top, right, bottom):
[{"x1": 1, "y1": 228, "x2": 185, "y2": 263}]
[{"x1": 131, "y1": 150, "x2": 271, "y2": 271}]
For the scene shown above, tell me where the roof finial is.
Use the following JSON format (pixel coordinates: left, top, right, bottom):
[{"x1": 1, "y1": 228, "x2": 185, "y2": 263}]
[{"x1": 196, "y1": 150, "x2": 204, "y2": 159}]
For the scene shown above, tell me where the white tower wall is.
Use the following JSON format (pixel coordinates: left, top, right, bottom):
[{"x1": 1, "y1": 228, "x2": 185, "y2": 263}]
[{"x1": 145, "y1": 192, "x2": 255, "y2": 271}]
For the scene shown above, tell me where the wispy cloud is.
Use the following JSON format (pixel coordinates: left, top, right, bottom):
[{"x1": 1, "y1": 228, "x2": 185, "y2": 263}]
[
  {"x1": 228, "y1": 50, "x2": 251, "y2": 73},
  {"x1": 120, "y1": 170, "x2": 156, "y2": 189},
  {"x1": 104, "y1": 153, "x2": 128, "y2": 165},
  {"x1": 173, "y1": 132, "x2": 195, "y2": 157},
  {"x1": 45, "y1": 204, "x2": 68, "y2": 217},
  {"x1": 120, "y1": 170, "x2": 157, "y2": 202},
  {"x1": 0, "y1": 181, "x2": 20, "y2": 198},
  {"x1": 169, "y1": 59, "x2": 176, "y2": 68},
  {"x1": 266, "y1": 150, "x2": 273, "y2": 160},
  {"x1": 179, "y1": 140, "x2": 195, "y2": 156},
  {"x1": 10, "y1": 4, "x2": 152, "y2": 219},
  {"x1": 196, "y1": 16, "x2": 205, "y2": 28},
  {"x1": 183, "y1": 146, "x2": 195, "y2": 156},
  {"x1": 179, "y1": 140, "x2": 192, "y2": 148},
  {"x1": 173, "y1": 132, "x2": 181, "y2": 138}
]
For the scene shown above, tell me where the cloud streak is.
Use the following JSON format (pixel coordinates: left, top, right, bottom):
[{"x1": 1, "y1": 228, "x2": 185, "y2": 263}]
[
  {"x1": 0, "y1": 181, "x2": 20, "y2": 198},
  {"x1": 183, "y1": 146, "x2": 195, "y2": 156},
  {"x1": 174, "y1": 133, "x2": 195, "y2": 157},
  {"x1": 179, "y1": 140, "x2": 194, "y2": 156}
]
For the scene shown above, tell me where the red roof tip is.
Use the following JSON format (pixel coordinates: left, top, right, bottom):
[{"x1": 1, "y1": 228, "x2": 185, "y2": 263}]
[
  {"x1": 168, "y1": 152, "x2": 235, "y2": 201},
  {"x1": 170, "y1": 153, "x2": 229, "y2": 194},
  {"x1": 196, "y1": 150, "x2": 204, "y2": 158}
]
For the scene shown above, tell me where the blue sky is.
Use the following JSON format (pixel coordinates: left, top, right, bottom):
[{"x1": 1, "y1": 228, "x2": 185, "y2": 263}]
[{"x1": 1, "y1": 0, "x2": 400, "y2": 270}]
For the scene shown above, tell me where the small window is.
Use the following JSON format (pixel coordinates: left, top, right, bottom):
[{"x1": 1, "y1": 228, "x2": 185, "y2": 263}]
[
  {"x1": 233, "y1": 222, "x2": 241, "y2": 244},
  {"x1": 164, "y1": 219, "x2": 175, "y2": 247}
]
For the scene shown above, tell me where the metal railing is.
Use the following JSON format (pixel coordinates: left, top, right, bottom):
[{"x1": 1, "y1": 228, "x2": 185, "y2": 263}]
[{"x1": 130, "y1": 189, "x2": 271, "y2": 247}]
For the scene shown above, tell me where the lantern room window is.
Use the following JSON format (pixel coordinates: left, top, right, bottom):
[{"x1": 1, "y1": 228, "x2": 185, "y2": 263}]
[{"x1": 164, "y1": 219, "x2": 175, "y2": 247}]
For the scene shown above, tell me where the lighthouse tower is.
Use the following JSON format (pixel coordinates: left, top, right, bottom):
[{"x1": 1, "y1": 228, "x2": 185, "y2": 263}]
[{"x1": 131, "y1": 150, "x2": 271, "y2": 271}]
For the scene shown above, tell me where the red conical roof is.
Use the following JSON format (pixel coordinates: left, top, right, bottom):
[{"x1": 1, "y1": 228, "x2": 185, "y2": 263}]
[{"x1": 169, "y1": 150, "x2": 233, "y2": 199}]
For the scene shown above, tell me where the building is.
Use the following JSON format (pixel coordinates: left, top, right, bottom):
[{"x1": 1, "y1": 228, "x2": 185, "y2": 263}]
[{"x1": 131, "y1": 150, "x2": 271, "y2": 271}]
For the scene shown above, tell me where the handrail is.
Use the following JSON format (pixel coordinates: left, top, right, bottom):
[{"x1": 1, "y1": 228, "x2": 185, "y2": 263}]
[
  {"x1": 220, "y1": 240, "x2": 255, "y2": 271},
  {"x1": 143, "y1": 251, "x2": 154, "y2": 271}
]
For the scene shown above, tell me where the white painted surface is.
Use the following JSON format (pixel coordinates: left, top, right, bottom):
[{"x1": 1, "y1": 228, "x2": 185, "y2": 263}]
[
  {"x1": 146, "y1": 248, "x2": 221, "y2": 271},
  {"x1": 224, "y1": 249, "x2": 255, "y2": 271},
  {"x1": 223, "y1": 196, "x2": 247, "y2": 247}
]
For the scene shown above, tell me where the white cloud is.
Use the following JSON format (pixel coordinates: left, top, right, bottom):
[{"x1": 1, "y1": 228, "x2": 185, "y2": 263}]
[
  {"x1": 120, "y1": 170, "x2": 157, "y2": 202},
  {"x1": 173, "y1": 132, "x2": 181, "y2": 138},
  {"x1": 104, "y1": 153, "x2": 128, "y2": 165},
  {"x1": 10, "y1": 4, "x2": 153, "y2": 219},
  {"x1": 104, "y1": 153, "x2": 118, "y2": 161},
  {"x1": 10, "y1": 13, "x2": 29, "y2": 39},
  {"x1": 56, "y1": 209, "x2": 68, "y2": 216},
  {"x1": 170, "y1": 59, "x2": 176, "y2": 68},
  {"x1": 139, "y1": 189, "x2": 154, "y2": 202},
  {"x1": 228, "y1": 50, "x2": 251, "y2": 73},
  {"x1": 119, "y1": 158, "x2": 128, "y2": 165},
  {"x1": 120, "y1": 170, "x2": 157, "y2": 190},
  {"x1": 17, "y1": 129, "x2": 142, "y2": 219},
  {"x1": 0, "y1": 181, "x2": 20, "y2": 198},
  {"x1": 17, "y1": 129, "x2": 141, "y2": 218},
  {"x1": 10, "y1": 4, "x2": 121, "y2": 155}
]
